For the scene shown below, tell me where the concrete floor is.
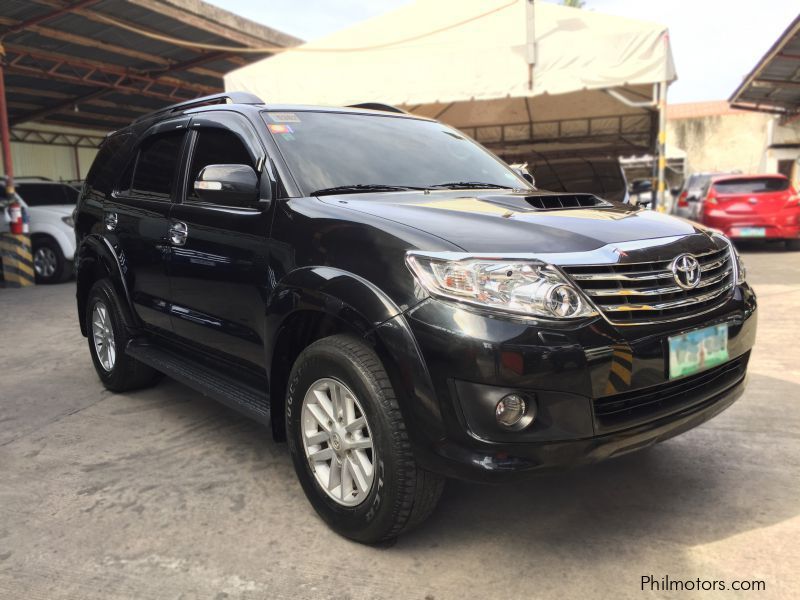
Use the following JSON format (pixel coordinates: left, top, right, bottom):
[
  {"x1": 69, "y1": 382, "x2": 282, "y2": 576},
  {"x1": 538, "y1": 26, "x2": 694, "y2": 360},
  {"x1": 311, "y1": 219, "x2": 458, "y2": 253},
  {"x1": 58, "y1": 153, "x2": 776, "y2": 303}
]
[{"x1": 1, "y1": 243, "x2": 799, "y2": 599}]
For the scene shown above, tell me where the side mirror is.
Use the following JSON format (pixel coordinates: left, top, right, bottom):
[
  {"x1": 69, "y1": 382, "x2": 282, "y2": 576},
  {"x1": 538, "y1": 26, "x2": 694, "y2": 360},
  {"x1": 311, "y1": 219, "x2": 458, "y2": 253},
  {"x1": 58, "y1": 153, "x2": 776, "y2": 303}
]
[
  {"x1": 512, "y1": 167, "x2": 535, "y2": 187},
  {"x1": 194, "y1": 164, "x2": 258, "y2": 206}
]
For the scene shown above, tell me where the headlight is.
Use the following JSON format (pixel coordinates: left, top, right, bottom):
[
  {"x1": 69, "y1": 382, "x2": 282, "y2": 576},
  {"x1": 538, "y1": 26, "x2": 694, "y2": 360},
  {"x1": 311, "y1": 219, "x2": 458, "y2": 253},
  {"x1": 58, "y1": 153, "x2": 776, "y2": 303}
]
[
  {"x1": 62, "y1": 215, "x2": 75, "y2": 227},
  {"x1": 406, "y1": 253, "x2": 596, "y2": 319}
]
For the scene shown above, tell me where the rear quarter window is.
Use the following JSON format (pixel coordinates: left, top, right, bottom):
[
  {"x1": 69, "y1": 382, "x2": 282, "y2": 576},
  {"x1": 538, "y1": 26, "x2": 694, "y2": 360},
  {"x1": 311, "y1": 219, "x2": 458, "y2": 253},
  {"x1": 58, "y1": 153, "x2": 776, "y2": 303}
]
[{"x1": 86, "y1": 133, "x2": 131, "y2": 196}]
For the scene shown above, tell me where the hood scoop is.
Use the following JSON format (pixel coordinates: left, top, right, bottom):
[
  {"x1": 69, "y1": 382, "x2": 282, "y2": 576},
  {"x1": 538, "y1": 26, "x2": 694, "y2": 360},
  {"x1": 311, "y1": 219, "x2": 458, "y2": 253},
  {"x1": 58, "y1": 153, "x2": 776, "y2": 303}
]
[{"x1": 482, "y1": 192, "x2": 613, "y2": 212}]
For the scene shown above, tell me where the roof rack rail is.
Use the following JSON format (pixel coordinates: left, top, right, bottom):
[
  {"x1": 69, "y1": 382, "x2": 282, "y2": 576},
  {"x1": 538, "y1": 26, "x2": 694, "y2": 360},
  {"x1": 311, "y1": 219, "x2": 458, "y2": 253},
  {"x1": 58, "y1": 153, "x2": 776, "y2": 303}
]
[
  {"x1": 347, "y1": 102, "x2": 407, "y2": 114},
  {"x1": 133, "y1": 91, "x2": 265, "y2": 124}
]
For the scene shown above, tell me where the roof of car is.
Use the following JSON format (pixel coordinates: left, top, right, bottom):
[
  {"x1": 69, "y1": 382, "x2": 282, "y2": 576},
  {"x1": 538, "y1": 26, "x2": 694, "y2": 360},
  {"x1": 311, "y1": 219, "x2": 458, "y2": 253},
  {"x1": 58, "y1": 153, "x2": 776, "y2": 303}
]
[{"x1": 107, "y1": 98, "x2": 432, "y2": 141}]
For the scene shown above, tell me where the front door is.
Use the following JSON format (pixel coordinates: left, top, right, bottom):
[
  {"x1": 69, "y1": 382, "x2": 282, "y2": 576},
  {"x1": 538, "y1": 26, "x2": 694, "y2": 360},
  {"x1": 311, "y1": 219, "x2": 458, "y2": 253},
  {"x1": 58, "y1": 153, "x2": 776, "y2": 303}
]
[
  {"x1": 167, "y1": 112, "x2": 272, "y2": 368},
  {"x1": 107, "y1": 120, "x2": 187, "y2": 333}
]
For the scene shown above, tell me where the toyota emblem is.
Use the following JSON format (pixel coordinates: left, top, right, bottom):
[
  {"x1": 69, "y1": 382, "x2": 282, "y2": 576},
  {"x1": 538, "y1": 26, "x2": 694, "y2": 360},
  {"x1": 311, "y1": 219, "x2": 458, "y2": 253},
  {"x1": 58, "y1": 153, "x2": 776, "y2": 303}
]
[{"x1": 671, "y1": 254, "x2": 701, "y2": 290}]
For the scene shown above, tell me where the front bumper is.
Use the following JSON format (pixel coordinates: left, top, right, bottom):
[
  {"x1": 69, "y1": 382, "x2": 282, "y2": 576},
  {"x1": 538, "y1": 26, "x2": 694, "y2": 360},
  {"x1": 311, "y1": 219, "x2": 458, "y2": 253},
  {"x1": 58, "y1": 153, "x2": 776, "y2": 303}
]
[{"x1": 398, "y1": 283, "x2": 757, "y2": 482}]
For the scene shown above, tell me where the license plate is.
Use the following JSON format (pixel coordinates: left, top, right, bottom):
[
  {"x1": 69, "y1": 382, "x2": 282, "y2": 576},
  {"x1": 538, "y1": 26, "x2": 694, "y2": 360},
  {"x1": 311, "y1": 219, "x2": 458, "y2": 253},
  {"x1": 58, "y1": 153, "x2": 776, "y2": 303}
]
[
  {"x1": 668, "y1": 323, "x2": 729, "y2": 379},
  {"x1": 735, "y1": 227, "x2": 766, "y2": 237}
]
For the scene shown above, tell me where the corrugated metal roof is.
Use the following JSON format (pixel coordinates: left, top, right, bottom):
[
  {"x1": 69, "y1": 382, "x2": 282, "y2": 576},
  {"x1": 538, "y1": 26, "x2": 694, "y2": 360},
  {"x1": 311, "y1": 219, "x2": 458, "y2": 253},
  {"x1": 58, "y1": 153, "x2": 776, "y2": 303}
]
[
  {"x1": 729, "y1": 14, "x2": 800, "y2": 116},
  {"x1": 0, "y1": 0, "x2": 301, "y2": 132}
]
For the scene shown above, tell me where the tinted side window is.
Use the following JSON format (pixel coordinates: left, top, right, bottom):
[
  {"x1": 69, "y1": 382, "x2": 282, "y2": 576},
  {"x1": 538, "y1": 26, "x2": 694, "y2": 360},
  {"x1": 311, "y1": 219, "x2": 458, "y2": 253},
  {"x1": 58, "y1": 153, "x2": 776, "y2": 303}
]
[
  {"x1": 87, "y1": 133, "x2": 129, "y2": 196},
  {"x1": 187, "y1": 128, "x2": 254, "y2": 201},
  {"x1": 131, "y1": 131, "x2": 184, "y2": 198}
]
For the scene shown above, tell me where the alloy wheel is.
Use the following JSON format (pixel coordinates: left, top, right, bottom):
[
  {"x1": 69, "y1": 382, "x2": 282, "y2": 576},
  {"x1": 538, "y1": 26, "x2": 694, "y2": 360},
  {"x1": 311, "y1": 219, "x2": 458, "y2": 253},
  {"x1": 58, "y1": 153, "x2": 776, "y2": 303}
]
[
  {"x1": 33, "y1": 246, "x2": 57, "y2": 278},
  {"x1": 300, "y1": 378, "x2": 375, "y2": 506},
  {"x1": 91, "y1": 301, "x2": 116, "y2": 371}
]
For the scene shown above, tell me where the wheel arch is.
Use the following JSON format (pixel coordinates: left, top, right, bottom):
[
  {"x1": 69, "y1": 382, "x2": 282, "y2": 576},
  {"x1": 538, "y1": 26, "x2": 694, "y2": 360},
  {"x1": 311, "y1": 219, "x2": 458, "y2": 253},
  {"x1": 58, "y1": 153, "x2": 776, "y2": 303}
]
[{"x1": 265, "y1": 267, "x2": 440, "y2": 444}]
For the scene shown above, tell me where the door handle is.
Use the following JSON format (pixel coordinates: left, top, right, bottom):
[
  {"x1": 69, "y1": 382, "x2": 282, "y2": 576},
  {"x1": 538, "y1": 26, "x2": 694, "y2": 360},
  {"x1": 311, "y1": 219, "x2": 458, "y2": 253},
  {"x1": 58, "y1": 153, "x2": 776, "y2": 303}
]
[
  {"x1": 169, "y1": 221, "x2": 188, "y2": 246},
  {"x1": 104, "y1": 212, "x2": 118, "y2": 231}
]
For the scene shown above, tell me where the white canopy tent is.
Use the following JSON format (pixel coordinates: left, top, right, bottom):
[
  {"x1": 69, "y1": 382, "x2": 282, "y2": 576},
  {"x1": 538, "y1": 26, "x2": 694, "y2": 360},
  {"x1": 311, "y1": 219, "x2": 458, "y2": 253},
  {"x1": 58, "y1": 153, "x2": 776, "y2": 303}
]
[{"x1": 225, "y1": 0, "x2": 677, "y2": 200}]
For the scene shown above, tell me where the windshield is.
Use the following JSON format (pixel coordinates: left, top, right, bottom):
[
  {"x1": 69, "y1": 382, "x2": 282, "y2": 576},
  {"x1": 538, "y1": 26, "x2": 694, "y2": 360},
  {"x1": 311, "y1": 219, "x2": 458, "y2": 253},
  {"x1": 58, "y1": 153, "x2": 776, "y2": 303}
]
[
  {"x1": 713, "y1": 177, "x2": 789, "y2": 195},
  {"x1": 263, "y1": 111, "x2": 527, "y2": 195}
]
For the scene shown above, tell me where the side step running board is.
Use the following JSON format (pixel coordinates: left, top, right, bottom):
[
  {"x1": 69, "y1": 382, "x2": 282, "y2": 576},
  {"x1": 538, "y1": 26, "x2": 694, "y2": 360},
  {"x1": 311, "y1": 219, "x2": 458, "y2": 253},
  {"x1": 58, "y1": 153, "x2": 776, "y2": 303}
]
[{"x1": 126, "y1": 341, "x2": 270, "y2": 423}]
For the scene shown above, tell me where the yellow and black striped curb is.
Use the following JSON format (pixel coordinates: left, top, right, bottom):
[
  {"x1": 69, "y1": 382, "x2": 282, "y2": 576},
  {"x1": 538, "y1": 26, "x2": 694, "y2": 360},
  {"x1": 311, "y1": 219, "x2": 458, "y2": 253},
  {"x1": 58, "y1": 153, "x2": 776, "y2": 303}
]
[
  {"x1": 0, "y1": 233, "x2": 35, "y2": 288},
  {"x1": 604, "y1": 343, "x2": 634, "y2": 395}
]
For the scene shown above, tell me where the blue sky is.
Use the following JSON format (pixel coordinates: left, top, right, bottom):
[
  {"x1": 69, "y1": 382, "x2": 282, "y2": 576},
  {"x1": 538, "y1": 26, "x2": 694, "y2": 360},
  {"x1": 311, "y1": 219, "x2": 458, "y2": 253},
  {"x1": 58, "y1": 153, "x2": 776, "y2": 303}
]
[{"x1": 207, "y1": 0, "x2": 799, "y2": 103}]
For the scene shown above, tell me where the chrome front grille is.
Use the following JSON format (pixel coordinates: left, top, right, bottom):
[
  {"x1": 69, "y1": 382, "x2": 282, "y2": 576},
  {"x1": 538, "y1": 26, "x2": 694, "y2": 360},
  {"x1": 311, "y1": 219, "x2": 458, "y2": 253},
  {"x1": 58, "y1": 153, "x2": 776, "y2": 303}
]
[{"x1": 561, "y1": 246, "x2": 735, "y2": 324}]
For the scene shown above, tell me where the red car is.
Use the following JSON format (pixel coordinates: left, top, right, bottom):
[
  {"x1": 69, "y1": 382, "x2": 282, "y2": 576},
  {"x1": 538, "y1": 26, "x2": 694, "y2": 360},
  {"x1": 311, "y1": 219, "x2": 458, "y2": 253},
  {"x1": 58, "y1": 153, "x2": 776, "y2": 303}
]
[{"x1": 700, "y1": 174, "x2": 800, "y2": 249}]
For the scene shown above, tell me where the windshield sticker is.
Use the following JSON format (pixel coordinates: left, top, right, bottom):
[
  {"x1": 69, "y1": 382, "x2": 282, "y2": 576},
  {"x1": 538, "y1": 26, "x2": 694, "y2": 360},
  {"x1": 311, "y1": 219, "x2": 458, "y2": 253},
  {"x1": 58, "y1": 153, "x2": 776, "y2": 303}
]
[
  {"x1": 268, "y1": 123, "x2": 293, "y2": 134},
  {"x1": 269, "y1": 112, "x2": 301, "y2": 123}
]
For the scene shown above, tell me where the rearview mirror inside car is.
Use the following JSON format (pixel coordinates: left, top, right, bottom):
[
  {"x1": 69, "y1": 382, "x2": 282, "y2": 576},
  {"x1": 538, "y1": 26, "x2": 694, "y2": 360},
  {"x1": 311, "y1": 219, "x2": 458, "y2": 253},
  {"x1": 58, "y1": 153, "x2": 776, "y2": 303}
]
[{"x1": 194, "y1": 164, "x2": 259, "y2": 206}]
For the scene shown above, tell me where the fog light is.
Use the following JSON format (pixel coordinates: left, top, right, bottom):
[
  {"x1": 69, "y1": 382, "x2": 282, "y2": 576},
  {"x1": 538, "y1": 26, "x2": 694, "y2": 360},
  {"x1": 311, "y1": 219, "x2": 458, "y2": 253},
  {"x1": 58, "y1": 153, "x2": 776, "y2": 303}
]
[{"x1": 495, "y1": 393, "x2": 528, "y2": 428}]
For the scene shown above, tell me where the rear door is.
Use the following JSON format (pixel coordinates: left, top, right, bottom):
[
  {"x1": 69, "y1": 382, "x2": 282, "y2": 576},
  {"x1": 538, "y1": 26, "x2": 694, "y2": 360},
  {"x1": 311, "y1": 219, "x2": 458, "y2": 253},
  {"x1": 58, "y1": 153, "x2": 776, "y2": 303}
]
[
  {"x1": 106, "y1": 118, "x2": 188, "y2": 333},
  {"x1": 167, "y1": 111, "x2": 272, "y2": 368}
]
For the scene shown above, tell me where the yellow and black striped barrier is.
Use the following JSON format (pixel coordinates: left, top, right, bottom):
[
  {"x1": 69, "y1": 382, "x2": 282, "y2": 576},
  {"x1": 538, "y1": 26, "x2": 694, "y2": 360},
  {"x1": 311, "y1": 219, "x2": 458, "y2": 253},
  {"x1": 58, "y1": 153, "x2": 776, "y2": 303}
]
[{"x1": 0, "y1": 233, "x2": 35, "y2": 288}]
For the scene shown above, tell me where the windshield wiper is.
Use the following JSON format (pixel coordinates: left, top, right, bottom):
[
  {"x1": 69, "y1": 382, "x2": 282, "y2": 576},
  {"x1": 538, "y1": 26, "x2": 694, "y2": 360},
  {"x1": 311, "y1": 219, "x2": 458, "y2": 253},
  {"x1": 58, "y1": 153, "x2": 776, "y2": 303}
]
[
  {"x1": 427, "y1": 181, "x2": 513, "y2": 190},
  {"x1": 312, "y1": 184, "x2": 429, "y2": 196}
]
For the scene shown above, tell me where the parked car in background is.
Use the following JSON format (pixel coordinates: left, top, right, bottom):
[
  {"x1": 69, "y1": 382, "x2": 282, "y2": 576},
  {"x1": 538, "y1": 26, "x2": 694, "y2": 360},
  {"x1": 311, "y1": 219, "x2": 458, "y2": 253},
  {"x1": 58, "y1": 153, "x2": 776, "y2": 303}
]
[
  {"x1": 673, "y1": 172, "x2": 736, "y2": 220},
  {"x1": 1, "y1": 177, "x2": 79, "y2": 283},
  {"x1": 699, "y1": 174, "x2": 800, "y2": 250},
  {"x1": 525, "y1": 156, "x2": 630, "y2": 203},
  {"x1": 628, "y1": 178, "x2": 653, "y2": 207}
]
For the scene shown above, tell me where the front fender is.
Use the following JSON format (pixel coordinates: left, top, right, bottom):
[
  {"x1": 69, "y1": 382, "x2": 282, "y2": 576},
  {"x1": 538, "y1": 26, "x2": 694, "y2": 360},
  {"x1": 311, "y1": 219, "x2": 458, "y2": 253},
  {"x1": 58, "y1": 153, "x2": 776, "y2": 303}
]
[
  {"x1": 76, "y1": 234, "x2": 139, "y2": 336},
  {"x1": 264, "y1": 266, "x2": 409, "y2": 361},
  {"x1": 265, "y1": 267, "x2": 444, "y2": 450}
]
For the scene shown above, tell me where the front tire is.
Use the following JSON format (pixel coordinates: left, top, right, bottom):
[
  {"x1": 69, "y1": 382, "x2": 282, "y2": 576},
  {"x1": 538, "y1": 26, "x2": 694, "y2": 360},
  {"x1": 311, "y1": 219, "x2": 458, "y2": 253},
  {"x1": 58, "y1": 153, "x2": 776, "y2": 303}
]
[
  {"x1": 86, "y1": 279, "x2": 160, "y2": 393},
  {"x1": 286, "y1": 334, "x2": 444, "y2": 543}
]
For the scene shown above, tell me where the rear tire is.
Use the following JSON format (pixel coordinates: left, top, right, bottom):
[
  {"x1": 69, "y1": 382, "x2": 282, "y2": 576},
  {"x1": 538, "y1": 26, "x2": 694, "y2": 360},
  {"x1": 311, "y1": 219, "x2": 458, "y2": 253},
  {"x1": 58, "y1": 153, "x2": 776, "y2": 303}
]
[
  {"x1": 32, "y1": 237, "x2": 71, "y2": 284},
  {"x1": 286, "y1": 334, "x2": 444, "y2": 544},
  {"x1": 86, "y1": 279, "x2": 160, "y2": 393}
]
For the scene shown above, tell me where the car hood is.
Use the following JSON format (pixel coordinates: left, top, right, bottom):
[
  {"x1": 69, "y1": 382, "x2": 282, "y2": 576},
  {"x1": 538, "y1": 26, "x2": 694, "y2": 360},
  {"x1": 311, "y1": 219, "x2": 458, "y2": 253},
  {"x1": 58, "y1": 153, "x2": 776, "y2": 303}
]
[{"x1": 320, "y1": 190, "x2": 706, "y2": 253}]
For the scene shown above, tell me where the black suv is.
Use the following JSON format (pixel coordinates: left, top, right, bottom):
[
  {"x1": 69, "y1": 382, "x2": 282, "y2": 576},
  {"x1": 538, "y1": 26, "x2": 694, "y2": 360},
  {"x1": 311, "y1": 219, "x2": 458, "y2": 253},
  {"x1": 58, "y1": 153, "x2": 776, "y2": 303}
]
[{"x1": 74, "y1": 92, "x2": 757, "y2": 543}]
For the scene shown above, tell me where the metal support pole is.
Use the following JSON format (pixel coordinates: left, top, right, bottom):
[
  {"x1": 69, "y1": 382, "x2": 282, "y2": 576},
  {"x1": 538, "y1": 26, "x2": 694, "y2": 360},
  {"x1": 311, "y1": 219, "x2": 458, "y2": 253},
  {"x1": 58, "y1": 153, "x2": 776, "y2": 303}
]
[
  {"x1": 525, "y1": 0, "x2": 536, "y2": 90},
  {"x1": 656, "y1": 80, "x2": 668, "y2": 212},
  {"x1": 0, "y1": 44, "x2": 15, "y2": 196}
]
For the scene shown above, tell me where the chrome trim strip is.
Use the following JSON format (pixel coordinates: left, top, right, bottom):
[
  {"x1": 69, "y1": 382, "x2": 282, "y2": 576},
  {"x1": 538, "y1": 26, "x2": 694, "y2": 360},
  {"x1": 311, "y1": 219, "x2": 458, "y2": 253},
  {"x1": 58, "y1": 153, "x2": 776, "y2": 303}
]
[
  {"x1": 406, "y1": 235, "x2": 724, "y2": 267},
  {"x1": 569, "y1": 270, "x2": 674, "y2": 282},
  {"x1": 700, "y1": 257, "x2": 728, "y2": 271},
  {"x1": 587, "y1": 269, "x2": 733, "y2": 297},
  {"x1": 601, "y1": 282, "x2": 734, "y2": 312}
]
